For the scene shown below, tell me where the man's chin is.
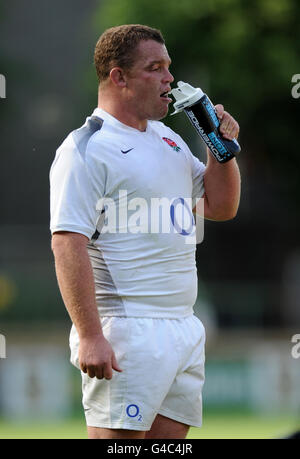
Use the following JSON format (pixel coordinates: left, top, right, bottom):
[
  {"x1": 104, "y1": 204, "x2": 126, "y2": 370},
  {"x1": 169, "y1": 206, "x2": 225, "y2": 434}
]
[{"x1": 149, "y1": 106, "x2": 169, "y2": 121}]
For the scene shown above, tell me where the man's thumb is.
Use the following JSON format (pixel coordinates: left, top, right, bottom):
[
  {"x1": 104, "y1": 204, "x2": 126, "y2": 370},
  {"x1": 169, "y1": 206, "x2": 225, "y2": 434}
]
[{"x1": 112, "y1": 353, "x2": 123, "y2": 372}]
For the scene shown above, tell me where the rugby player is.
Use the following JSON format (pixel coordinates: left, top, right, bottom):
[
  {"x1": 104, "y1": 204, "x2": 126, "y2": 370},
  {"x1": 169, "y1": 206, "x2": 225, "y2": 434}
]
[{"x1": 50, "y1": 24, "x2": 240, "y2": 439}]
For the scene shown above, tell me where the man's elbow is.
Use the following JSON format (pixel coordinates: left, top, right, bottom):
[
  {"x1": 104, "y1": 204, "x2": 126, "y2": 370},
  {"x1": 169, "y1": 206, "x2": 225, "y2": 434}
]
[
  {"x1": 203, "y1": 190, "x2": 240, "y2": 222},
  {"x1": 215, "y1": 209, "x2": 238, "y2": 221},
  {"x1": 207, "y1": 204, "x2": 239, "y2": 221}
]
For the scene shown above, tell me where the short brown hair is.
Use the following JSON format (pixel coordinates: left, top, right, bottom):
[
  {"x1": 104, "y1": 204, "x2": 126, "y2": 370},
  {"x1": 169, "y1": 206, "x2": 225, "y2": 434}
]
[{"x1": 94, "y1": 24, "x2": 165, "y2": 83}]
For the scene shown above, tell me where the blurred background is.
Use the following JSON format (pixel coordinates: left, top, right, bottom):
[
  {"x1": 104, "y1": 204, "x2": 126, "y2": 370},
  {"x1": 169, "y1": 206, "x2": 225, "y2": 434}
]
[{"x1": 0, "y1": 0, "x2": 299, "y2": 439}]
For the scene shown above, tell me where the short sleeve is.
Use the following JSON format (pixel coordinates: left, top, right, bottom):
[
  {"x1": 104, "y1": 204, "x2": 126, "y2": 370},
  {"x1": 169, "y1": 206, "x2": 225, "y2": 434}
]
[{"x1": 49, "y1": 134, "x2": 105, "y2": 239}]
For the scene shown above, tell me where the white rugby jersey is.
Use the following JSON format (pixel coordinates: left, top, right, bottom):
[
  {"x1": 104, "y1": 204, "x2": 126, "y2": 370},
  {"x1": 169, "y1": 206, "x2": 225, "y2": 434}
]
[{"x1": 50, "y1": 108, "x2": 206, "y2": 318}]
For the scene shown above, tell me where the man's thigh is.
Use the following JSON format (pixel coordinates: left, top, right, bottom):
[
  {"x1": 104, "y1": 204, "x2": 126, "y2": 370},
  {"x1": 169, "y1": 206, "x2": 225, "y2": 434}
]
[
  {"x1": 71, "y1": 316, "x2": 205, "y2": 432},
  {"x1": 158, "y1": 315, "x2": 206, "y2": 429},
  {"x1": 87, "y1": 426, "x2": 146, "y2": 439},
  {"x1": 87, "y1": 414, "x2": 189, "y2": 439},
  {"x1": 145, "y1": 414, "x2": 189, "y2": 439},
  {"x1": 77, "y1": 317, "x2": 180, "y2": 431}
]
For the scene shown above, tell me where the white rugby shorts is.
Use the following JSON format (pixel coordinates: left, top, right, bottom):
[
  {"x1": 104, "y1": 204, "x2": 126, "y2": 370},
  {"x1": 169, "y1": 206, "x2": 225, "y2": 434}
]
[{"x1": 69, "y1": 314, "x2": 206, "y2": 430}]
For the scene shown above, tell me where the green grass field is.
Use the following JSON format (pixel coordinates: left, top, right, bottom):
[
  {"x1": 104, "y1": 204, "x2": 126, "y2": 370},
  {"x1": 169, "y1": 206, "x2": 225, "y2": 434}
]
[{"x1": 0, "y1": 413, "x2": 299, "y2": 439}]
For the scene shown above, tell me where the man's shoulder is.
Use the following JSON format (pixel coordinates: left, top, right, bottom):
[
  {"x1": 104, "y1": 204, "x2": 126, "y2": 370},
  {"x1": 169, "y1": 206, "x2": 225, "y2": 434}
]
[
  {"x1": 56, "y1": 116, "x2": 105, "y2": 159},
  {"x1": 71, "y1": 116, "x2": 104, "y2": 157}
]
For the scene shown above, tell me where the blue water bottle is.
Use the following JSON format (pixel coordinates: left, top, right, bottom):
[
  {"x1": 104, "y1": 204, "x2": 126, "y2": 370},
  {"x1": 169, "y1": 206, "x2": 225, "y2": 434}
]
[{"x1": 171, "y1": 81, "x2": 241, "y2": 163}]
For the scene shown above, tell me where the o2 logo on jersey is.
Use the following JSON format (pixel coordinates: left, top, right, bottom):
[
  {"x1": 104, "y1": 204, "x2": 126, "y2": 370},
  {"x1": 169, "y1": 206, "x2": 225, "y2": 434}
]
[
  {"x1": 126, "y1": 404, "x2": 143, "y2": 421},
  {"x1": 170, "y1": 197, "x2": 195, "y2": 236}
]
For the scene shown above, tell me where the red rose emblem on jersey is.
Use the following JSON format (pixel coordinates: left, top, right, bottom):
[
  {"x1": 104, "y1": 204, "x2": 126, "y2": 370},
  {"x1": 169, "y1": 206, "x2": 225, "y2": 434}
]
[{"x1": 162, "y1": 137, "x2": 181, "y2": 152}]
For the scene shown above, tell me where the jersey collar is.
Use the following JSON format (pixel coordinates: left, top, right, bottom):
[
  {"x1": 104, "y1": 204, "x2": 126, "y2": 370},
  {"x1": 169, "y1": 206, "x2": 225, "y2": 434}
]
[{"x1": 92, "y1": 108, "x2": 149, "y2": 134}]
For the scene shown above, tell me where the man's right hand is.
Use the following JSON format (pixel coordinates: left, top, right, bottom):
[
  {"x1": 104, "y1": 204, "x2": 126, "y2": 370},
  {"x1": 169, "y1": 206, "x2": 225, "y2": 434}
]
[{"x1": 78, "y1": 334, "x2": 123, "y2": 380}]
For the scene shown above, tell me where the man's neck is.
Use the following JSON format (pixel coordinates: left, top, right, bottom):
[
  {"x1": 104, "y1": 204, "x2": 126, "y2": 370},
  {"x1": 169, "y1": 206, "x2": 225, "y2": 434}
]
[{"x1": 98, "y1": 92, "x2": 147, "y2": 132}]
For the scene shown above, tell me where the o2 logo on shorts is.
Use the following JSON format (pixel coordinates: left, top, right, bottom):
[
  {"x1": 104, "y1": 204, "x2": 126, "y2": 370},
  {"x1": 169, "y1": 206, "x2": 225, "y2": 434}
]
[{"x1": 126, "y1": 404, "x2": 143, "y2": 422}]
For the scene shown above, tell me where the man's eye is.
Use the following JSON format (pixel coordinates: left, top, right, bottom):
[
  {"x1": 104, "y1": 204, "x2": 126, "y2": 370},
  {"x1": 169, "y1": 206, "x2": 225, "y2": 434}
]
[{"x1": 152, "y1": 67, "x2": 160, "y2": 71}]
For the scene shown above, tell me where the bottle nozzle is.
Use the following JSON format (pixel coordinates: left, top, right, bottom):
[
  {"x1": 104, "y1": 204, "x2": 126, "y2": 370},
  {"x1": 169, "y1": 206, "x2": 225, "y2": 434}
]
[{"x1": 171, "y1": 81, "x2": 204, "y2": 115}]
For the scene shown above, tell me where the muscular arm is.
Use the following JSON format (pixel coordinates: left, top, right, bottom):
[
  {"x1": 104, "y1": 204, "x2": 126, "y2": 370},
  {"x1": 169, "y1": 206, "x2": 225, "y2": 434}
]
[
  {"x1": 203, "y1": 152, "x2": 241, "y2": 221},
  {"x1": 51, "y1": 231, "x2": 122, "y2": 379},
  {"x1": 196, "y1": 104, "x2": 241, "y2": 221}
]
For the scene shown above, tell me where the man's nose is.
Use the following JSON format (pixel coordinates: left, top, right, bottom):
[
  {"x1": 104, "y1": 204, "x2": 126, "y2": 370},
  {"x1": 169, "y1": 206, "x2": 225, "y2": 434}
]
[
  {"x1": 163, "y1": 68, "x2": 174, "y2": 84},
  {"x1": 168, "y1": 70, "x2": 175, "y2": 83}
]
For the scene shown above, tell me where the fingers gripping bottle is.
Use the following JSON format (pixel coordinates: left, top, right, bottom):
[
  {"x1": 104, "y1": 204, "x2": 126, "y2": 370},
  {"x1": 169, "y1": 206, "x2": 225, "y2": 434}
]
[{"x1": 171, "y1": 81, "x2": 241, "y2": 163}]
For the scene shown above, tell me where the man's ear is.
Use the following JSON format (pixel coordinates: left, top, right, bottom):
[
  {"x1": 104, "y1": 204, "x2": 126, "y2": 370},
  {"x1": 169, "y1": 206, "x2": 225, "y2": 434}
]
[{"x1": 110, "y1": 67, "x2": 127, "y2": 88}]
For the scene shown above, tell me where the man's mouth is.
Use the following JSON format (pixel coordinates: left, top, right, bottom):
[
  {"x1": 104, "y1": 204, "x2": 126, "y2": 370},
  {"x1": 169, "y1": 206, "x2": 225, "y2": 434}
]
[{"x1": 160, "y1": 91, "x2": 172, "y2": 102}]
